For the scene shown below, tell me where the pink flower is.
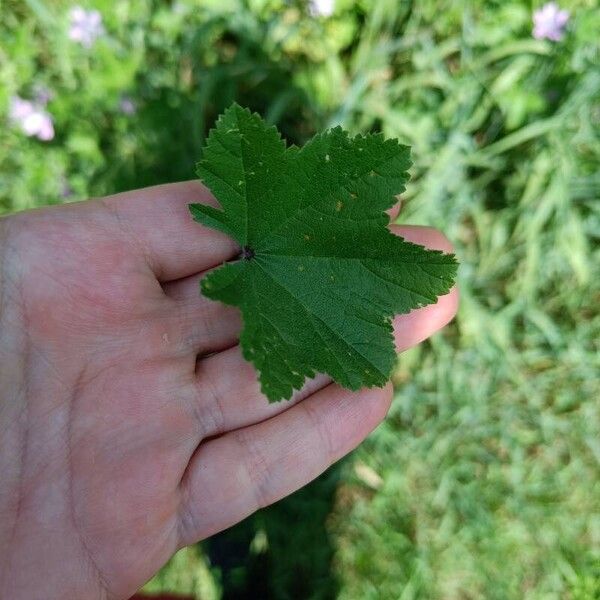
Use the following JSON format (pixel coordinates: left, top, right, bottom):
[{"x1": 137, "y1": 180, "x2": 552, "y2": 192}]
[
  {"x1": 9, "y1": 97, "x2": 34, "y2": 122},
  {"x1": 533, "y1": 2, "x2": 570, "y2": 42},
  {"x1": 68, "y1": 6, "x2": 104, "y2": 48},
  {"x1": 9, "y1": 95, "x2": 55, "y2": 141},
  {"x1": 309, "y1": 0, "x2": 335, "y2": 17}
]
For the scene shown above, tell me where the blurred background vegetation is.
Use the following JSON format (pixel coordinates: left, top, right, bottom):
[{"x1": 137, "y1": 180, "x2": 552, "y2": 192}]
[{"x1": 1, "y1": 0, "x2": 599, "y2": 598}]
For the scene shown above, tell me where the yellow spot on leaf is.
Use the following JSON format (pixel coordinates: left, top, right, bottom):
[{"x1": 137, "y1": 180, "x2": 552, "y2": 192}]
[{"x1": 336, "y1": 201, "x2": 343, "y2": 212}]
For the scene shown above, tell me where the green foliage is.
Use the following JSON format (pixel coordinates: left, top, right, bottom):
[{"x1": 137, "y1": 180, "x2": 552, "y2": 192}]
[
  {"x1": 0, "y1": 0, "x2": 323, "y2": 211},
  {"x1": 2, "y1": 0, "x2": 599, "y2": 598},
  {"x1": 141, "y1": 545, "x2": 219, "y2": 600},
  {"x1": 191, "y1": 104, "x2": 457, "y2": 401}
]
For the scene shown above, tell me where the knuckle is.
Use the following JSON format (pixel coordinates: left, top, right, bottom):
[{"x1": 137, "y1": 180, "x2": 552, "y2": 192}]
[
  {"x1": 302, "y1": 399, "x2": 335, "y2": 462},
  {"x1": 187, "y1": 367, "x2": 226, "y2": 438},
  {"x1": 234, "y1": 429, "x2": 274, "y2": 510}
]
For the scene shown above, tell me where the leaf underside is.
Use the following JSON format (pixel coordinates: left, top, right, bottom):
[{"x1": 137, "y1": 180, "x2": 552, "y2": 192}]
[{"x1": 190, "y1": 104, "x2": 458, "y2": 402}]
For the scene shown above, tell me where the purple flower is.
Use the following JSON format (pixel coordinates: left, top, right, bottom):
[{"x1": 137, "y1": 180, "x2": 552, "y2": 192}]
[
  {"x1": 33, "y1": 85, "x2": 54, "y2": 107},
  {"x1": 309, "y1": 0, "x2": 335, "y2": 17},
  {"x1": 119, "y1": 96, "x2": 137, "y2": 115},
  {"x1": 9, "y1": 95, "x2": 55, "y2": 141},
  {"x1": 533, "y1": 2, "x2": 570, "y2": 42},
  {"x1": 68, "y1": 6, "x2": 104, "y2": 48},
  {"x1": 60, "y1": 176, "x2": 73, "y2": 199}
]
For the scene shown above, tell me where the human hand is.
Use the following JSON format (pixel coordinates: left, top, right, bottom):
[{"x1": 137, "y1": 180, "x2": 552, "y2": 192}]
[{"x1": 0, "y1": 181, "x2": 457, "y2": 599}]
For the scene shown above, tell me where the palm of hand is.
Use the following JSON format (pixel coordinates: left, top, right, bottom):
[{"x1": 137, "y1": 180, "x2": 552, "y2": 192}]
[{"x1": 0, "y1": 182, "x2": 457, "y2": 600}]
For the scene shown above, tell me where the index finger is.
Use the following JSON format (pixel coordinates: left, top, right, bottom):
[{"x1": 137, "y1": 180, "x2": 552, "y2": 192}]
[
  {"x1": 99, "y1": 181, "x2": 239, "y2": 282},
  {"x1": 99, "y1": 181, "x2": 404, "y2": 284}
]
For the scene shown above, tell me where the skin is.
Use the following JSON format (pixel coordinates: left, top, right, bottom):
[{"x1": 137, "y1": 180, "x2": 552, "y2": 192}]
[{"x1": 0, "y1": 181, "x2": 458, "y2": 599}]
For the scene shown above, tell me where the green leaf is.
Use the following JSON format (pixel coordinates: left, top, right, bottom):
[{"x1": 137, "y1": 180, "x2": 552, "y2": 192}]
[{"x1": 190, "y1": 104, "x2": 458, "y2": 402}]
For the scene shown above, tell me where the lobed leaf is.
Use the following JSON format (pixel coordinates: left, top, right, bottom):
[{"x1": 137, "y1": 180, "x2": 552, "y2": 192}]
[{"x1": 190, "y1": 104, "x2": 458, "y2": 401}]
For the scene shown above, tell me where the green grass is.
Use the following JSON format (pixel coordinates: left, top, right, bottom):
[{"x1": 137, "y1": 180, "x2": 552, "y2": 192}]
[{"x1": 2, "y1": 0, "x2": 599, "y2": 598}]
